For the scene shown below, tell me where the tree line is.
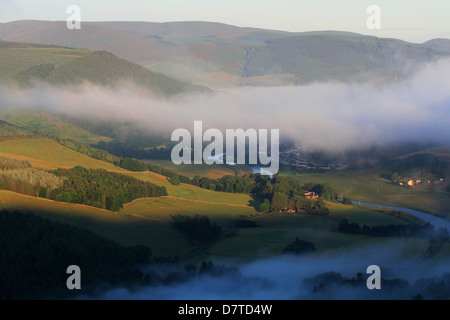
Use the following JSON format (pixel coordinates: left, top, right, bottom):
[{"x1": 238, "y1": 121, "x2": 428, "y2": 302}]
[
  {"x1": 49, "y1": 167, "x2": 167, "y2": 211},
  {"x1": 384, "y1": 153, "x2": 449, "y2": 178},
  {"x1": 338, "y1": 219, "x2": 441, "y2": 238}
]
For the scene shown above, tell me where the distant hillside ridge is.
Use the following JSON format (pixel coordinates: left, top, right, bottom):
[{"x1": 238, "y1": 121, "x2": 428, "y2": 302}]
[
  {"x1": 242, "y1": 32, "x2": 450, "y2": 83},
  {"x1": 1, "y1": 21, "x2": 449, "y2": 87}
]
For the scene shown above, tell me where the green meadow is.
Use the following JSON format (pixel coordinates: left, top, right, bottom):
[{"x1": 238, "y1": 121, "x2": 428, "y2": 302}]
[
  {"x1": 203, "y1": 200, "x2": 426, "y2": 262},
  {"x1": 206, "y1": 226, "x2": 430, "y2": 263}
]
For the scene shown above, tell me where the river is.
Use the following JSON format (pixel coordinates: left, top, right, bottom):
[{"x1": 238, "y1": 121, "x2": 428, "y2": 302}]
[{"x1": 352, "y1": 201, "x2": 450, "y2": 232}]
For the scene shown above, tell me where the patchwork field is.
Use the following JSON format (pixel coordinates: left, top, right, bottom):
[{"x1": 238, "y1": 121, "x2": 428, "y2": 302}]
[{"x1": 0, "y1": 137, "x2": 444, "y2": 262}]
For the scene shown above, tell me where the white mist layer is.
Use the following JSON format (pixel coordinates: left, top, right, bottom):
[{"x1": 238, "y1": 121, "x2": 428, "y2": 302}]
[{"x1": 1, "y1": 59, "x2": 450, "y2": 151}]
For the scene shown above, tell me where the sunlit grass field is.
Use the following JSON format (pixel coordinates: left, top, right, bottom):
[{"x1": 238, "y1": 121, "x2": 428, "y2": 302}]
[
  {"x1": 125, "y1": 170, "x2": 255, "y2": 205},
  {"x1": 144, "y1": 159, "x2": 251, "y2": 179},
  {"x1": 121, "y1": 196, "x2": 256, "y2": 227}
]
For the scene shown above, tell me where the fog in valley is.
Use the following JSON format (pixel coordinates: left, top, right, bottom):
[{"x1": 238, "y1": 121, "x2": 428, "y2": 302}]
[
  {"x1": 1, "y1": 59, "x2": 450, "y2": 152},
  {"x1": 80, "y1": 241, "x2": 450, "y2": 300}
]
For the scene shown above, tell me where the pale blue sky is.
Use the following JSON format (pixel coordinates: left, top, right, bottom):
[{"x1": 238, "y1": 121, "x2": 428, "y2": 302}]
[{"x1": 0, "y1": 0, "x2": 449, "y2": 43}]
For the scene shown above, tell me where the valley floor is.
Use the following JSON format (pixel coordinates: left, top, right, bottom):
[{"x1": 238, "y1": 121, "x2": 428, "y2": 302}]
[{"x1": 0, "y1": 137, "x2": 448, "y2": 263}]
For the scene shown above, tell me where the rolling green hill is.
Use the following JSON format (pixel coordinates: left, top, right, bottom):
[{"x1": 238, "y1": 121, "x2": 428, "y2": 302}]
[
  {"x1": 0, "y1": 39, "x2": 210, "y2": 95},
  {"x1": 0, "y1": 41, "x2": 89, "y2": 81},
  {"x1": 44, "y1": 50, "x2": 209, "y2": 95}
]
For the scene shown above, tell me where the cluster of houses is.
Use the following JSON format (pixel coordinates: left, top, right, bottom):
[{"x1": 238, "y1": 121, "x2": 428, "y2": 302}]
[
  {"x1": 398, "y1": 177, "x2": 444, "y2": 187},
  {"x1": 279, "y1": 191, "x2": 319, "y2": 213},
  {"x1": 304, "y1": 191, "x2": 319, "y2": 200},
  {"x1": 282, "y1": 208, "x2": 297, "y2": 213},
  {"x1": 279, "y1": 149, "x2": 349, "y2": 170}
]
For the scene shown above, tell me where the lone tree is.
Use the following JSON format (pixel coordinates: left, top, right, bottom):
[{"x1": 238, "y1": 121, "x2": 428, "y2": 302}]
[{"x1": 282, "y1": 238, "x2": 316, "y2": 255}]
